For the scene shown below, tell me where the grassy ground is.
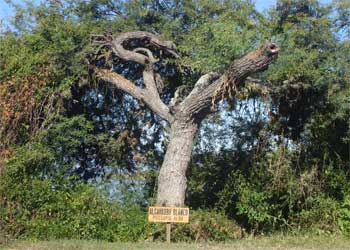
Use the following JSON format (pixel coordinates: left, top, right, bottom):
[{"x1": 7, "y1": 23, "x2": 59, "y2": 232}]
[{"x1": 1, "y1": 236, "x2": 350, "y2": 250}]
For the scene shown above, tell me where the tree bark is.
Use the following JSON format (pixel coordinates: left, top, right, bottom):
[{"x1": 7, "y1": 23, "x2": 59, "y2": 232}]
[
  {"x1": 92, "y1": 32, "x2": 279, "y2": 207},
  {"x1": 156, "y1": 117, "x2": 198, "y2": 206}
]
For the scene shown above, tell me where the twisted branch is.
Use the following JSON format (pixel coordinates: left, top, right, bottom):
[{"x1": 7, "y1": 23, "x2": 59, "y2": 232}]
[{"x1": 92, "y1": 32, "x2": 177, "y2": 123}]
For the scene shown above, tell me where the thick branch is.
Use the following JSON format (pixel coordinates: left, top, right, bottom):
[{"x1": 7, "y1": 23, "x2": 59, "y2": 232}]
[
  {"x1": 179, "y1": 43, "x2": 280, "y2": 120},
  {"x1": 96, "y1": 69, "x2": 144, "y2": 99},
  {"x1": 92, "y1": 32, "x2": 179, "y2": 123},
  {"x1": 142, "y1": 65, "x2": 174, "y2": 123},
  {"x1": 96, "y1": 69, "x2": 174, "y2": 123},
  {"x1": 93, "y1": 31, "x2": 178, "y2": 65},
  {"x1": 109, "y1": 32, "x2": 176, "y2": 122}
]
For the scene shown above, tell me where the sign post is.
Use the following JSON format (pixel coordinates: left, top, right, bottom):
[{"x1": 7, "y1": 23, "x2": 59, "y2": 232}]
[
  {"x1": 148, "y1": 206, "x2": 189, "y2": 243},
  {"x1": 166, "y1": 223, "x2": 171, "y2": 243}
]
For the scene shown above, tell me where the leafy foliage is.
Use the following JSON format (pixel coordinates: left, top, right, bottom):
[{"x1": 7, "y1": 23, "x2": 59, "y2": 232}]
[{"x1": 0, "y1": 0, "x2": 349, "y2": 241}]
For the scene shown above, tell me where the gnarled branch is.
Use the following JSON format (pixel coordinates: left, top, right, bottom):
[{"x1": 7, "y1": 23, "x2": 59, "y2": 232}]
[
  {"x1": 96, "y1": 69, "x2": 174, "y2": 123},
  {"x1": 92, "y1": 32, "x2": 178, "y2": 123},
  {"x1": 92, "y1": 31, "x2": 178, "y2": 65},
  {"x1": 179, "y1": 43, "x2": 280, "y2": 120}
]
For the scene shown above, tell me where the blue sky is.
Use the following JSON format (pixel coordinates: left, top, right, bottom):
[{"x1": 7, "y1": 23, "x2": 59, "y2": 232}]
[
  {"x1": 0, "y1": 0, "x2": 279, "y2": 22},
  {"x1": 0, "y1": 0, "x2": 332, "y2": 26}
]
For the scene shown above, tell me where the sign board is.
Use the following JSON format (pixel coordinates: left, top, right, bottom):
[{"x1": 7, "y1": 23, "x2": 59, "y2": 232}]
[{"x1": 148, "y1": 206, "x2": 189, "y2": 223}]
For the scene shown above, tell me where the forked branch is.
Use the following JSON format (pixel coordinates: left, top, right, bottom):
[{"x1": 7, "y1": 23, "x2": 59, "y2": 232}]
[
  {"x1": 92, "y1": 31, "x2": 178, "y2": 65},
  {"x1": 92, "y1": 32, "x2": 178, "y2": 123},
  {"x1": 96, "y1": 69, "x2": 174, "y2": 123}
]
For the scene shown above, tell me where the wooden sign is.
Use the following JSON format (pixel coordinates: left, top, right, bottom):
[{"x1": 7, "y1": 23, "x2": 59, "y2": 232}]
[{"x1": 148, "y1": 206, "x2": 189, "y2": 223}]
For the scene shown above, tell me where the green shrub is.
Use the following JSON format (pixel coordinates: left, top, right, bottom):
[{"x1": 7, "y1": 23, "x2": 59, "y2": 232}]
[
  {"x1": 0, "y1": 143, "x2": 152, "y2": 242},
  {"x1": 289, "y1": 196, "x2": 341, "y2": 234},
  {"x1": 0, "y1": 176, "x2": 153, "y2": 241},
  {"x1": 189, "y1": 145, "x2": 350, "y2": 236},
  {"x1": 338, "y1": 198, "x2": 350, "y2": 236}
]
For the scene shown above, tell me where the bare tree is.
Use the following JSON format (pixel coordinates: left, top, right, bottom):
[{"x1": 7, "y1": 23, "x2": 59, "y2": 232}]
[{"x1": 92, "y1": 31, "x2": 279, "y2": 206}]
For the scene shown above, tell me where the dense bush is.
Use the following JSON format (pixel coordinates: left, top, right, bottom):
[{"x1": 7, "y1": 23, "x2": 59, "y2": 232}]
[
  {"x1": 1, "y1": 141, "x2": 349, "y2": 241},
  {"x1": 0, "y1": 143, "x2": 150, "y2": 242},
  {"x1": 337, "y1": 199, "x2": 350, "y2": 236},
  {"x1": 188, "y1": 146, "x2": 350, "y2": 235}
]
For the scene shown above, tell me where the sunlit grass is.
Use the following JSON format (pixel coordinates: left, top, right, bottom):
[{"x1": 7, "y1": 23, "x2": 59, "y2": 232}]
[{"x1": 1, "y1": 235, "x2": 350, "y2": 250}]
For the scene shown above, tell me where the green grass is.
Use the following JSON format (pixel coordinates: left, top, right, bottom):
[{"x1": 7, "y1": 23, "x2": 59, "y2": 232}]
[{"x1": 1, "y1": 236, "x2": 350, "y2": 250}]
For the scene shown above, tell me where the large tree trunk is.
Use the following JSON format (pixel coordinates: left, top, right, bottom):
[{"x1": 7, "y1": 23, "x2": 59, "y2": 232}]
[{"x1": 156, "y1": 118, "x2": 198, "y2": 206}]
